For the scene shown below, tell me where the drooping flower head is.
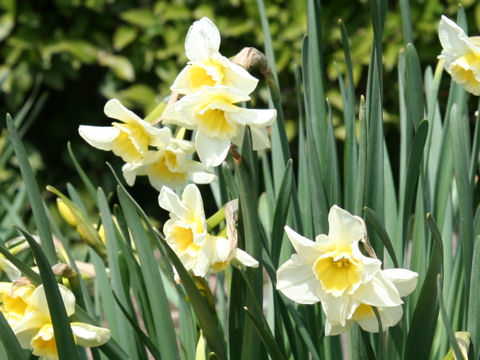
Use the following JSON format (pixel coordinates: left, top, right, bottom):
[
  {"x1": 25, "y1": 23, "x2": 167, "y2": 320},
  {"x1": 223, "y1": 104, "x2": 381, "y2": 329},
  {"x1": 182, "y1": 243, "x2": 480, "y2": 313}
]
[
  {"x1": 171, "y1": 17, "x2": 258, "y2": 96},
  {"x1": 79, "y1": 99, "x2": 171, "y2": 164},
  {"x1": 159, "y1": 184, "x2": 258, "y2": 277},
  {"x1": 438, "y1": 15, "x2": 480, "y2": 95},
  {"x1": 0, "y1": 282, "x2": 35, "y2": 327},
  {"x1": 162, "y1": 86, "x2": 276, "y2": 167},
  {"x1": 276, "y1": 205, "x2": 417, "y2": 333}
]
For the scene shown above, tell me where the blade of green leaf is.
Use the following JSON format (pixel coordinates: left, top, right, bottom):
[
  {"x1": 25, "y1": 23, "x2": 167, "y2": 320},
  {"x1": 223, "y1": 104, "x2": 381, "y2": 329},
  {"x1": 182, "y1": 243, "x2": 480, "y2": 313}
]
[
  {"x1": 17, "y1": 227, "x2": 79, "y2": 360},
  {"x1": 6, "y1": 115, "x2": 56, "y2": 264},
  {"x1": 438, "y1": 276, "x2": 463, "y2": 360},
  {"x1": 468, "y1": 235, "x2": 480, "y2": 358}
]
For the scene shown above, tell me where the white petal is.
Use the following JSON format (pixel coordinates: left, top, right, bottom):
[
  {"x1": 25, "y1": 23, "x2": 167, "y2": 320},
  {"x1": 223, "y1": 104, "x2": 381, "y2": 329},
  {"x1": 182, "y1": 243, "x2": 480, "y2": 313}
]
[
  {"x1": 356, "y1": 305, "x2": 403, "y2": 332},
  {"x1": 158, "y1": 186, "x2": 190, "y2": 220},
  {"x1": 182, "y1": 184, "x2": 206, "y2": 225},
  {"x1": 250, "y1": 126, "x2": 271, "y2": 150},
  {"x1": 284, "y1": 226, "x2": 323, "y2": 264},
  {"x1": 276, "y1": 255, "x2": 322, "y2": 304},
  {"x1": 195, "y1": 131, "x2": 231, "y2": 167},
  {"x1": 71, "y1": 322, "x2": 111, "y2": 347},
  {"x1": 219, "y1": 56, "x2": 259, "y2": 94},
  {"x1": 328, "y1": 205, "x2": 367, "y2": 248},
  {"x1": 325, "y1": 318, "x2": 353, "y2": 336},
  {"x1": 78, "y1": 125, "x2": 119, "y2": 151},
  {"x1": 231, "y1": 248, "x2": 259, "y2": 268},
  {"x1": 229, "y1": 108, "x2": 276, "y2": 126},
  {"x1": 210, "y1": 235, "x2": 232, "y2": 263},
  {"x1": 321, "y1": 294, "x2": 356, "y2": 327},
  {"x1": 352, "y1": 271, "x2": 402, "y2": 307},
  {"x1": 185, "y1": 17, "x2": 221, "y2": 61},
  {"x1": 121, "y1": 162, "x2": 140, "y2": 186},
  {"x1": 382, "y1": 268, "x2": 418, "y2": 297},
  {"x1": 438, "y1": 16, "x2": 474, "y2": 58},
  {"x1": 104, "y1": 99, "x2": 143, "y2": 124},
  {"x1": 189, "y1": 162, "x2": 217, "y2": 184},
  {"x1": 13, "y1": 311, "x2": 47, "y2": 343},
  {"x1": 30, "y1": 284, "x2": 76, "y2": 317}
]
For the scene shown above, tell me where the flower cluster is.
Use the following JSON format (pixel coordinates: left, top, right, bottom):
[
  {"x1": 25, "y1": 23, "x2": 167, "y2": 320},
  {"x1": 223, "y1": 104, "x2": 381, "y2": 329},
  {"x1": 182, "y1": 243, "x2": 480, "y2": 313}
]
[
  {"x1": 158, "y1": 184, "x2": 258, "y2": 278},
  {"x1": 276, "y1": 206, "x2": 418, "y2": 335},
  {"x1": 79, "y1": 17, "x2": 276, "y2": 190},
  {"x1": 0, "y1": 282, "x2": 110, "y2": 360}
]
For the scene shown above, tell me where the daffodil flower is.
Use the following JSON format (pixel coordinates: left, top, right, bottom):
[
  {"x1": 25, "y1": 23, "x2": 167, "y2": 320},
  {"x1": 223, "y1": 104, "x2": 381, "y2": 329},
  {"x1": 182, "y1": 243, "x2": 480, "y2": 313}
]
[
  {"x1": 158, "y1": 184, "x2": 258, "y2": 277},
  {"x1": 324, "y1": 268, "x2": 418, "y2": 335},
  {"x1": 171, "y1": 17, "x2": 258, "y2": 95},
  {"x1": 438, "y1": 15, "x2": 480, "y2": 95},
  {"x1": 122, "y1": 132, "x2": 216, "y2": 190},
  {"x1": 12, "y1": 284, "x2": 111, "y2": 360},
  {"x1": 276, "y1": 205, "x2": 415, "y2": 329},
  {"x1": 79, "y1": 99, "x2": 171, "y2": 164},
  {"x1": 162, "y1": 86, "x2": 276, "y2": 167},
  {"x1": 0, "y1": 282, "x2": 35, "y2": 327}
]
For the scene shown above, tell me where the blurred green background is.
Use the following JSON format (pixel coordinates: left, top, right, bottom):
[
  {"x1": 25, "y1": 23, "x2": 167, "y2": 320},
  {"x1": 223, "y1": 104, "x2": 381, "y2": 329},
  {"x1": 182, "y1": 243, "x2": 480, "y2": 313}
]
[{"x1": 0, "y1": 0, "x2": 478, "y2": 205}]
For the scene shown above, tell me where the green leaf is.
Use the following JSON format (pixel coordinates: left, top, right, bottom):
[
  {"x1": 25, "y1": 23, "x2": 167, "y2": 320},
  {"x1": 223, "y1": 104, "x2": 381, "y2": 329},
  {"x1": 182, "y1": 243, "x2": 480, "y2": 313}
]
[
  {"x1": 405, "y1": 213, "x2": 443, "y2": 359},
  {"x1": 450, "y1": 103, "x2": 474, "y2": 299},
  {"x1": 67, "y1": 142, "x2": 97, "y2": 200},
  {"x1": 363, "y1": 206, "x2": 399, "y2": 267},
  {"x1": 438, "y1": 276, "x2": 463, "y2": 360},
  {"x1": 117, "y1": 186, "x2": 179, "y2": 360},
  {"x1": 120, "y1": 8, "x2": 158, "y2": 28},
  {"x1": 17, "y1": 227, "x2": 79, "y2": 360},
  {"x1": 113, "y1": 25, "x2": 138, "y2": 51},
  {"x1": 98, "y1": 53, "x2": 135, "y2": 81},
  {"x1": 6, "y1": 114, "x2": 56, "y2": 265},
  {"x1": 0, "y1": 246, "x2": 41, "y2": 284},
  {"x1": 405, "y1": 43, "x2": 424, "y2": 130},
  {"x1": 468, "y1": 235, "x2": 480, "y2": 358},
  {"x1": 244, "y1": 307, "x2": 286, "y2": 360},
  {"x1": 271, "y1": 159, "x2": 293, "y2": 266}
]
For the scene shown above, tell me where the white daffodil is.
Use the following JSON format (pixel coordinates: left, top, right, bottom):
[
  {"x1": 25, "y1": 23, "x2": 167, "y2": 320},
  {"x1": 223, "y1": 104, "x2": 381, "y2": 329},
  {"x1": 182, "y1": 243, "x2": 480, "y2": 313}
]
[
  {"x1": 12, "y1": 284, "x2": 111, "y2": 360},
  {"x1": 0, "y1": 282, "x2": 35, "y2": 327},
  {"x1": 324, "y1": 268, "x2": 418, "y2": 335},
  {"x1": 162, "y1": 86, "x2": 276, "y2": 167},
  {"x1": 159, "y1": 184, "x2": 257, "y2": 277},
  {"x1": 122, "y1": 133, "x2": 216, "y2": 190},
  {"x1": 79, "y1": 99, "x2": 171, "y2": 164},
  {"x1": 171, "y1": 17, "x2": 258, "y2": 95},
  {"x1": 276, "y1": 205, "x2": 408, "y2": 328},
  {"x1": 438, "y1": 15, "x2": 480, "y2": 95}
]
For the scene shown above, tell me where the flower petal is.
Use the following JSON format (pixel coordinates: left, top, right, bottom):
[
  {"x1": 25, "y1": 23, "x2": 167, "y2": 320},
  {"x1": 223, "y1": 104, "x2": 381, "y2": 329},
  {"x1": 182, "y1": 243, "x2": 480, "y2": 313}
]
[
  {"x1": 352, "y1": 271, "x2": 402, "y2": 307},
  {"x1": 276, "y1": 255, "x2": 322, "y2": 304},
  {"x1": 382, "y1": 268, "x2": 418, "y2": 297},
  {"x1": 231, "y1": 248, "x2": 259, "y2": 269},
  {"x1": 438, "y1": 16, "x2": 474, "y2": 58},
  {"x1": 29, "y1": 284, "x2": 76, "y2": 318},
  {"x1": 71, "y1": 322, "x2": 111, "y2": 347},
  {"x1": 327, "y1": 205, "x2": 366, "y2": 248},
  {"x1": 284, "y1": 226, "x2": 323, "y2": 264},
  {"x1": 185, "y1": 17, "x2": 221, "y2": 61},
  {"x1": 78, "y1": 125, "x2": 119, "y2": 151},
  {"x1": 158, "y1": 186, "x2": 190, "y2": 220},
  {"x1": 325, "y1": 318, "x2": 354, "y2": 336},
  {"x1": 104, "y1": 98, "x2": 143, "y2": 124},
  {"x1": 356, "y1": 305, "x2": 403, "y2": 333},
  {"x1": 195, "y1": 131, "x2": 231, "y2": 167}
]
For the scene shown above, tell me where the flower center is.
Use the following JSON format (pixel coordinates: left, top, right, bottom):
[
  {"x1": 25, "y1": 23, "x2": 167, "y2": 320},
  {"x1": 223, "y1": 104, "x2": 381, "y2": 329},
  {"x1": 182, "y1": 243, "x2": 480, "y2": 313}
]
[
  {"x1": 450, "y1": 53, "x2": 480, "y2": 94},
  {"x1": 111, "y1": 123, "x2": 150, "y2": 163},
  {"x1": 189, "y1": 65, "x2": 218, "y2": 90},
  {"x1": 147, "y1": 153, "x2": 187, "y2": 186},
  {"x1": 352, "y1": 303, "x2": 375, "y2": 321},
  {"x1": 196, "y1": 107, "x2": 237, "y2": 139},
  {"x1": 313, "y1": 253, "x2": 360, "y2": 295},
  {"x1": 170, "y1": 225, "x2": 200, "y2": 253}
]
